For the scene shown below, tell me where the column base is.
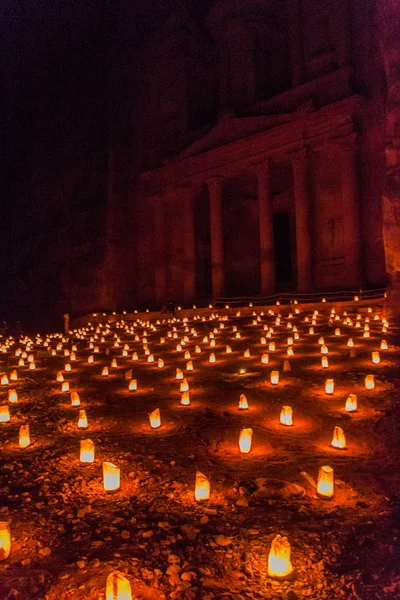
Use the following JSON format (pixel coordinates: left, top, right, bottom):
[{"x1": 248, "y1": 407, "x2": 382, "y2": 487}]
[{"x1": 384, "y1": 272, "x2": 400, "y2": 346}]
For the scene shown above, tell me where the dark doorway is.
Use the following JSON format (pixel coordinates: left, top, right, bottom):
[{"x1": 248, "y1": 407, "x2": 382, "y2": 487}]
[
  {"x1": 194, "y1": 186, "x2": 212, "y2": 299},
  {"x1": 273, "y1": 212, "x2": 293, "y2": 289}
]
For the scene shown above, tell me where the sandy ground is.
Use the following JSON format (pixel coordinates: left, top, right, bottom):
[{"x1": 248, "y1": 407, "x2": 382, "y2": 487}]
[{"x1": 0, "y1": 303, "x2": 399, "y2": 600}]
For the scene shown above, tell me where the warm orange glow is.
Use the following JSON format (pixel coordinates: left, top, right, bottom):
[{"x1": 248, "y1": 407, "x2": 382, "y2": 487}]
[
  {"x1": 345, "y1": 393, "x2": 358, "y2": 412},
  {"x1": 321, "y1": 356, "x2": 329, "y2": 368},
  {"x1": 371, "y1": 351, "x2": 380, "y2": 364},
  {"x1": 280, "y1": 405, "x2": 293, "y2": 426},
  {"x1": 267, "y1": 534, "x2": 293, "y2": 578},
  {"x1": 317, "y1": 465, "x2": 334, "y2": 499},
  {"x1": 19, "y1": 424, "x2": 30, "y2": 448},
  {"x1": 239, "y1": 428, "x2": 253, "y2": 453},
  {"x1": 209, "y1": 353, "x2": 216, "y2": 363},
  {"x1": 80, "y1": 439, "x2": 95, "y2": 463},
  {"x1": 0, "y1": 405, "x2": 10, "y2": 422},
  {"x1": 331, "y1": 426, "x2": 346, "y2": 449},
  {"x1": 365, "y1": 374, "x2": 375, "y2": 390},
  {"x1": 195, "y1": 471, "x2": 210, "y2": 501},
  {"x1": 325, "y1": 379, "x2": 334, "y2": 395},
  {"x1": 180, "y1": 378, "x2": 189, "y2": 392},
  {"x1": 180, "y1": 391, "x2": 190, "y2": 405},
  {"x1": 103, "y1": 462, "x2": 120, "y2": 491},
  {"x1": 106, "y1": 571, "x2": 132, "y2": 600},
  {"x1": 70, "y1": 391, "x2": 80, "y2": 406},
  {"x1": 149, "y1": 408, "x2": 161, "y2": 429},
  {"x1": 78, "y1": 409, "x2": 88, "y2": 428},
  {"x1": 128, "y1": 379, "x2": 137, "y2": 391},
  {"x1": 238, "y1": 393, "x2": 248, "y2": 410},
  {"x1": 8, "y1": 389, "x2": 18, "y2": 403},
  {"x1": 270, "y1": 370, "x2": 279, "y2": 385},
  {"x1": 0, "y1": 522, "x2": 11, "y2": 561}
]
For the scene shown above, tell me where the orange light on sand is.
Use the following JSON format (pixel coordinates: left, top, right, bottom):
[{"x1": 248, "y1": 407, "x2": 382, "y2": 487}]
[
  {"x1": 209, "y1": 353, "x2": 216, "y2": 363},
  {"x1": 267, "y1": 534, "x2": 293, "y2": 578},
  {"x1": 325, "y1": 379, "x2": 334, "y2": 395},
  {"x1": 269, "y1": 342, "x2": 275, "y2": 352},
  {"x1": 331, "y1": 426, "x2": 346, "y2": 449},
  {"x1": 0, "y1": 522, "x2": 11, "y2": 561},
  {"x1": 345, "y1": 393, "x2": 358, "y2": 412},
  {"x1": 181, "y1": 391, "x2": 190, "y2": 405},
  {"x1": 61, "y1": 381, "x2": 69, "y2": 392},
  {"x1": 380, "y1": 340, "x2": 388, "y2": 350},
  {"x1": 180, "y1": 378, "x2": 189, "y2": 392},
  {"x1": 8, "y1": 389, "x2": 18, "y2": 403},
  {"x1": 57, "y1": 371, "x2": 64, "y2": 382},
  {"x1": 347, "y1": 338, "x2": 354, "y2": 348},
  {"x1": 128, "y1": 379, "x2": 137, "y2": 391},
  {"x1": 158, "y1": 358, "x2": 164, "y2": 368},
  {"x1": 149, "y1": 408, "x2": 161, "y2": 429},
  {"x1": 78, "y1": 409, "x2": 88, "y2": 428},
  {"x1": 365, "y1": 374, "x2": 375, "y2": 390},
  {"x1": 106, "y1": 571, "x2": 132, "y2": 600},
  {"x1": 280, "y1": 405, "x2": 293, "y2": 426},
  {"x1": 261, "y1": 353, "x2": 269, "y2": 365},
  {"x1": 270, "y1": 371, "x2": 279, "y2": 385},
  {"x1": 238, "y1": 393, "x2": 249, "y2": 410},
  {"x1": 176, "y1": 368, "x2": 183, "y2": 380},
  {"x1": 88, "y1": 355, "x2": 94, "y2": 364},
  {"x1": 70, "y1": 391, "x2": 80, "y2": 406},
  {"x1": 371, "y1": 351, "x2": 380, "y2": 364},
  {"x1": 195, "y1": 471, "x2": 210, "y2": 501},
  {"x1": 321, "y1": 356, "x2": 329, "y2": 368},
  {"x1": 19, "y1": 424, "x2": 30, "y2": 448},
  {"x1": 321, "y1": 344, "x2": 328, "y2": 355},
  {"x1": 102, "y1": 366, "x2": 109, "y2": 376},
  {"x1": 80, "y1": 439, "x2": 95, "y2": 463},
  {"x1": 103, "y1": 462, "x2": 120, "y2": 491},
  {"x1": 244, "y1": 349, "x2": 251, "y2": 358},
  {"x1": 239, "y1": 428, "x2": 253, "y2": 453},
  {"x1": 0, "y1": 405, "x2": 10, "y2": 422},
  {"x1": 317, "y1": 465, "x2": 334, "y2": 499}
]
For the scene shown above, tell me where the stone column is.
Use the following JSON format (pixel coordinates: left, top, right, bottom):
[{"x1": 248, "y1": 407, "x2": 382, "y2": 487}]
[
  {"x1": 207, "y1": 177, "x2": 225, "y2": 297},
  {"x1": 152, "y1": 194, "x2": 167, "y2": 306},
  {"x1": 377, "y1": 1, "x2": 400, "y2": 338},
  {"x1": 291, "y1": 149, "x2": 313, "y2": 292},
  {"x1": 255, "y1": 161, "x2": 275, "y2": 295},
  {"x1": 181, "y1": 186, "x2": 196, "y2": 304},
  {"x1": 340, "y1": 137, "x2": 362, "y2": 288}
]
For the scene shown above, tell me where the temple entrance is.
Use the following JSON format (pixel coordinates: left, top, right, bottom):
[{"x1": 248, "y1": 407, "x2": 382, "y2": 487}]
[
  {"x1": 273, "y1": 212, "x2": 294, "y2": 290},
  {"x1": 194, "y1": 186, "x2": 212, "y2": 299}
]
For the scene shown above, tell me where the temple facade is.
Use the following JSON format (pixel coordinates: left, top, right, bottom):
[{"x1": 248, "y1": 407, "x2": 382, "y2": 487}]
[{"x1": 121, "y1": 0, "x2": 388, "y2": 308}]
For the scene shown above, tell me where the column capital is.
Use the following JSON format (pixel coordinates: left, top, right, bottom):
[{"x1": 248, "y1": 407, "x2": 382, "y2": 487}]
[
  {"x1": 288, "y1": 147, "x2": 309, "y2": 166},
  {"x1": 252, "y1": 158, "x2": 271, "y2": 175},
  {"x1": 206, "y1": 176, "x2": 226, "y2": 191}
]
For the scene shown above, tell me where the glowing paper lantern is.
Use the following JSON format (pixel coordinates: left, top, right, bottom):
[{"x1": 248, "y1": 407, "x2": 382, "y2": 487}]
[
  {"x1": 244, "y1": 349, "x2": 251, "y2": 358},
  {"x1": 111, "y1": 358, "x2": 118, "y2": 368},
  {"x1": 19, "y1": 424, "x2": 30, "y2": 448},
  {"x1": 106, "y1": 571, "x2": 132, "y2": 600},
  {"x1": 149, "y1": 408, "x2": 161, "y2": 429},
  {"x1": 180, "y1": 391, "x2": 190, "y2": 405},
  {"x1": 78, "y1": 409, "x2": 88, "y2": 428},
  {"x1": 80, "y1": 439, "x2": 95, "y2": 463},
  {"x1": 269, "y1": 342, "x2": 275, "y2": 352},
  {"x1": 267, "y1": 534, "x2": 293, "y2": 578},
  {"x1": 8, "y1": 389, "x2": 18, "y2": 403},
  {"x1": 347, "y1": 338, "x2": 354, "y2": 348},
  {"x1": 88, "y1": 355, "x2": 94, "y2": 364},
  {"x1": 270, "y1": 371, "x2": 279, "y2": 385},
  {"x1": 321, "y1": 356, "x2": 329, "y2": 368},
  {"x1": 345, "y1": 393, "x2": 358, "y2": 412},
  {"x1": 10, "y1": 370, "x2": 17, "y2": 381},
  {"x1": 57, "y1": 371, "x2": 64, "y2": 382},
  {"x1": 61, "y1": 381, "x2": 69, "y2": 392},
  {"x1": 380, "y1": 340, "x2": 388, "y2": 350},
  {"x1": 286, "y1": 346, "x2": 294, "y2": 357},
  {"x1": 280, "y1": 406, "x2": 293, "y2": 426},
  {"x1": 103, "y1": 462, "x2": 120, "y2": 491},
  {"x1": 64, "y1": 363, "x2": 71, "y2": 372},
  {"x1": 325, "y1": 379, "x2": 334, "y2": 395},
  {"x1": 0, "y1": 405, "x2": 10, "y2": 422},
  {"x1": 238, "y1": 394, "x2": 248, "y2": 410},
  {"x1": 317, "y1": 465, "x2": 334, "y2": 499},
  {"x1": 176, "y1": 368, "x2": 183, "y2": 380},
  {"x1": 128, "y1": 379, "x2": 137, "y2": 391},
  {"x1": 180, "y1": 378, "x2": 189, "y2": 392},
  {"x1": 331, "y1": 426, "x2": 346, "y2": 449},
  {"x1": 0, "y1": 522, "x2": 11, "y2": 561},
  {"x1": 365, "y1": 374, "x2": 375, "y2": 390},
  {"x1": 195, "y1": 471, "x2": 210, "y2": 501},
  {"x1": 209, "y1": 353, "x2": 216, "y2": 363},
  {"x1": 158, "y1": 358, "x2": 164, "y2": 368},
  {"x1": 102, "y1": 366, "x2": 109, "y2": 376},
  {"x1": 186, "y1": 360, "x2": 193, "y2": 371},
  {"x1": 226, "y1": 345, "x2": 232, "y2": 354},
  {"x1": 70, "y1": 391, "x2": 80, "y2": 406},
  {"x1": 261, "y1": 353, "x2": 269, "y2": 365},
  {"x1": 239, "y1": 428, "x2": 253, "y2": 453},
  {"x1": 371, "y1": 351, "x2": 380, "y2": 364},
  {"x1": 321, "y1": 344, "x2": 328, "y2": 355}
]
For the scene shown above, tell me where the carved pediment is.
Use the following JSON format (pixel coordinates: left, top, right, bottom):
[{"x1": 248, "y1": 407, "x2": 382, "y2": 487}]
[{"x1": 176, "y1": 112, "x2": 297, "y2": 160}]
